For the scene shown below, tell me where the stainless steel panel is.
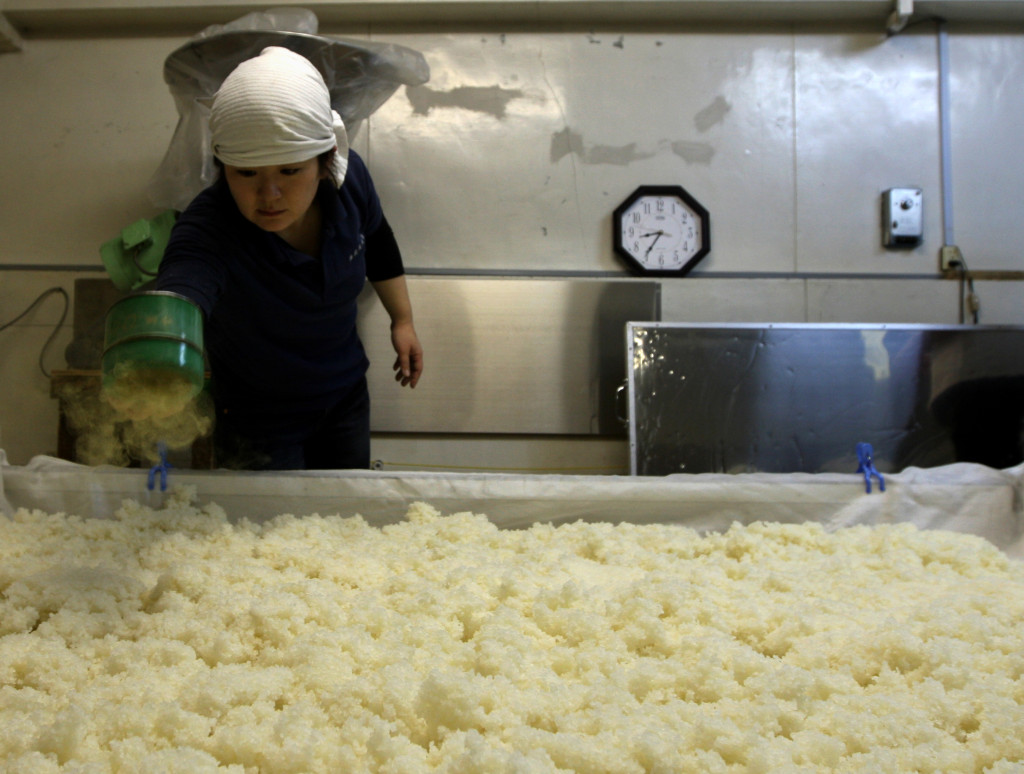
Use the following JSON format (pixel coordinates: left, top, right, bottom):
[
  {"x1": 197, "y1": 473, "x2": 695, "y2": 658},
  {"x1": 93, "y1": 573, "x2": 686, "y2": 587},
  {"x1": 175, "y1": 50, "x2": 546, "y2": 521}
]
[
  {"x1": 370, "y1": 31, "x2": 796, "y2": 275},
  {"x1": 949, "y1": 33, "x2": 1024, "y2": 272},
  {"x1": 628, "y1": 323, "x2": 1024, "y2": 475},
  {"x1": 360, "y1": 278, "x2": 659, "y2": 435},
  {"x1": 794, "y1": 31, "x2": 940, "y2": 273}
]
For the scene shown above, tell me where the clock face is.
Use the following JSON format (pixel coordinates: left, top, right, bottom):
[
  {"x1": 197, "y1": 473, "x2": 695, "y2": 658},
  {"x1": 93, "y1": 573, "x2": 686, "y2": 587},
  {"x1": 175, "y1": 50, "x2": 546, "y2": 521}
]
[{"x1": 613, "y1": 185, "x2": 710, "y2": 276}]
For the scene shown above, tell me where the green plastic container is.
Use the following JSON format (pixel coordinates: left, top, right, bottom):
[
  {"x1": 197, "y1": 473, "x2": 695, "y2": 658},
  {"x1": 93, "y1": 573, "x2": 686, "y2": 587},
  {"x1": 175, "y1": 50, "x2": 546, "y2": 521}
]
[{"x1": 102, "y1": 291, "x2": 205, "y2": 413}]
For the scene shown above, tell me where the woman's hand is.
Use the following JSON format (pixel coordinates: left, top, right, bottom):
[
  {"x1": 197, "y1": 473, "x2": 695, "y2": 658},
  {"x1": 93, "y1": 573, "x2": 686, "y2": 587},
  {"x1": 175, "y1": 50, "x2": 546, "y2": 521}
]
[
  {"x1": 372, "y1": 275, "x2": 424, "y2": 389},
  {"x1": 391, "y1": 319, "x2": 423, "y2": 388}
]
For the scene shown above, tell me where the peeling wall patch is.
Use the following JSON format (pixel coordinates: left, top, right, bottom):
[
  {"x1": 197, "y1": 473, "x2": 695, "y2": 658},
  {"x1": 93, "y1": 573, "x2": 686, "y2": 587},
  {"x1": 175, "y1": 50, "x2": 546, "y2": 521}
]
[
  {"x1": 550, "y1": 127, "x2": 585, "y2": 163},
  {"x1": 585, "y1": 33, "x2": 624, "y2": 47},
  {"x1": 671, "y1": 140, "x2": 716, "y2": 164},
  {"x1": 694, "y1": 96, "x2": 731, "y2": 133},
  {"x1": 586, "y1": 142, "x2": 653, "y2": 166},
  {"x1": 551, "y1": 127, "x2": 658, "y2": 166},
  {"x1": 406, "y1": 85, "x2": 524, "y2": 119}
]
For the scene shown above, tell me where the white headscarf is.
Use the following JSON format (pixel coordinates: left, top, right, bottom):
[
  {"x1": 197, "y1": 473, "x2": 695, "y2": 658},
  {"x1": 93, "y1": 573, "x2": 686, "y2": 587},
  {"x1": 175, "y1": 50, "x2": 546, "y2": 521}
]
[{"x1": 210, "y1": 46, "x2": 349, "y2": 187}]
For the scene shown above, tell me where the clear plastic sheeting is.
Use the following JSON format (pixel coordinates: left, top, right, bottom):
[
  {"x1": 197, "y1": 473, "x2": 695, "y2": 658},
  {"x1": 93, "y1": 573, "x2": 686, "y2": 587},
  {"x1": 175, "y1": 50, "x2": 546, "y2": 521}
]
[
  {"x1": 3, "y1": 453, "x2": 1022, "y2": 558},
  {"x1": 147, "y1": 8, "x2": 430, "y2": 211}
]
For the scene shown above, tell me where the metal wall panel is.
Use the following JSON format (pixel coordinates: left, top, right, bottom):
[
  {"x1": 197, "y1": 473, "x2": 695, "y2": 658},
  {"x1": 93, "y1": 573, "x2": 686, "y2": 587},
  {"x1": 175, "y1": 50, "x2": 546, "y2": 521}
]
[
  {"x1": 368, "y1": 31, "x2": 796, "y2": 275},
  {"x1": 628, "y1": 323, "x2": 1024, "y2": 475},
  {"x1": 360, "y1": 277, "x2": 659, "y2": 434},
  {"x1": 794, "y1": 31, "x2": 940, "y2": 273},
  {"x1": 949, "y1": 33, "x2": 1024, "y2": 272}
]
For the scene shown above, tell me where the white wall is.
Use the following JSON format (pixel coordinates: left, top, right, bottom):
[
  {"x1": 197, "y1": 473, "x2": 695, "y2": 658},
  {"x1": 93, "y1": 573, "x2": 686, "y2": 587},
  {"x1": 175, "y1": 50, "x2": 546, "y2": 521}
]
[{"x1": 1, "y1": 13, "x2": 1022, "y2": 470}]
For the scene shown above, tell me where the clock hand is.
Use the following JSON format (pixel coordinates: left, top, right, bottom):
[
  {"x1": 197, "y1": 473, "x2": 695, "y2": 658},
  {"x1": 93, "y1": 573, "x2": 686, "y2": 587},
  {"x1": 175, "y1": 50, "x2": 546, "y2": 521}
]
[{"x1": 644, "y1": 230, "x2": 664, "y2": 256}]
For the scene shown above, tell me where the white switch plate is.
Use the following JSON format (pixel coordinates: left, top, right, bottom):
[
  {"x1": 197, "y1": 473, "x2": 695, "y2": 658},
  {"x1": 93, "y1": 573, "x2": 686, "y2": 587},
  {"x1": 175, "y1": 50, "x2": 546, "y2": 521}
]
[{"x1": 882, "y1": 187, "x2": 923, "y2": 247}]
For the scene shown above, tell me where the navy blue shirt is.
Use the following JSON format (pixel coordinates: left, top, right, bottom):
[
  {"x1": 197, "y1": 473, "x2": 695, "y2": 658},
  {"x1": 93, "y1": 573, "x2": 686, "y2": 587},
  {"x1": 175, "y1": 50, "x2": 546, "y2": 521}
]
[{"x1": 156, "y1": 150, "x2": 402, "y2": 418}]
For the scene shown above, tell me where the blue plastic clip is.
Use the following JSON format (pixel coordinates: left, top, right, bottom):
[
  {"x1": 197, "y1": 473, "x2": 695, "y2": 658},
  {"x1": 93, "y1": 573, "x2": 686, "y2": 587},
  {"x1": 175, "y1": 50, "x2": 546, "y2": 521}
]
[
  {"x1": 147, "y1": 442, "x2": 173, "y2": 492},
  {"x1": 856, "y1": 442, "x2": 885, "y2": 494}
]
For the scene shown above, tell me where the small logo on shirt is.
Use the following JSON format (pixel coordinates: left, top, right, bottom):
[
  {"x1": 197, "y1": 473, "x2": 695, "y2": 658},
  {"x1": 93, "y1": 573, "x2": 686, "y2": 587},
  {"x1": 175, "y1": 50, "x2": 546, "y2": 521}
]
[{"x1": 346, "y1": 233, "x2": 366, "y2": 263}]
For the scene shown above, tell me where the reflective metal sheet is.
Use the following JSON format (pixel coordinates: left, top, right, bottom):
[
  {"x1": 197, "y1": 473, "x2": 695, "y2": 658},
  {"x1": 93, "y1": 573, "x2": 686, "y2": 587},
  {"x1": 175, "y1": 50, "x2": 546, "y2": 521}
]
[
  {"x1": 628, "y1": 323, "x2": 1024, "y2": 475},
  {"x1": 369, "y1": 31, "x2": 797, "y2": 275}
]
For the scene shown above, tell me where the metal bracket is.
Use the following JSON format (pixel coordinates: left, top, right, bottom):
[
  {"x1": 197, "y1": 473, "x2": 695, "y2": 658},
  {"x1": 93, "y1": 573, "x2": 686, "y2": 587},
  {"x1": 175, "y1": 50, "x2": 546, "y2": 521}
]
[
  {"x1": 887, "y1": 0, "x2": 914, "y2": 34},
  {"x1": 0, "y1": 12, "x2": 23, "y2": 53}
]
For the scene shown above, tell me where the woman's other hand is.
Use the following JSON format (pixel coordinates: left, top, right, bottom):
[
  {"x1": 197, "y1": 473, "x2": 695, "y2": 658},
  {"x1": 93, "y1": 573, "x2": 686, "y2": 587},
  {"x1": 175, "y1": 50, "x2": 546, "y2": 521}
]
[{"x1": 391, "y1": 320, "x2": 423, "y2": 388}]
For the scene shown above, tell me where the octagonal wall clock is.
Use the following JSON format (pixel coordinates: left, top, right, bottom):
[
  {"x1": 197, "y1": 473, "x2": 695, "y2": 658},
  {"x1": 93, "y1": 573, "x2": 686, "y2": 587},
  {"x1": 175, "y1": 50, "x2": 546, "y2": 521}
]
[{"x1": 613, "y1": 185, "x2": 711, "y2": 276}]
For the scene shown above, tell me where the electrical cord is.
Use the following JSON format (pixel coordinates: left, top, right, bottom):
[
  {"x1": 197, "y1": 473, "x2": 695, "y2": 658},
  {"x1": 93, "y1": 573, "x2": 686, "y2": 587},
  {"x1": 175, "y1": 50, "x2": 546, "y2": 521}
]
[
  {"x1": 946, "y1": 252, "x2": 980, "y2": 325},
  {"x1": 963, "y1": 268, "x2": 980, "y2": 325},
  {"x1": 961, "y1": 259, "x2": 979, "y2": 325},
  {"x1": 0, "y1": 286, "x2": 70, "y2": 378}
]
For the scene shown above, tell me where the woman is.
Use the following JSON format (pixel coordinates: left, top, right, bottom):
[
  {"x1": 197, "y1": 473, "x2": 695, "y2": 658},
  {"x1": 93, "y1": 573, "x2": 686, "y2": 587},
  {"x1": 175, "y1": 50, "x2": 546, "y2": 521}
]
[{"x1": 156, "y1": 46, "x2": 423, "y2": 470}]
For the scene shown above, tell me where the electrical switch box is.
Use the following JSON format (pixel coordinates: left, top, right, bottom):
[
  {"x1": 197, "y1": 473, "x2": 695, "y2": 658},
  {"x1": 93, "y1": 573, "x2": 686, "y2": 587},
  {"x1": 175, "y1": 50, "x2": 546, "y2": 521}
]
[{"x1": 882, "y1": 187, "x2": 923, "y2": 248}]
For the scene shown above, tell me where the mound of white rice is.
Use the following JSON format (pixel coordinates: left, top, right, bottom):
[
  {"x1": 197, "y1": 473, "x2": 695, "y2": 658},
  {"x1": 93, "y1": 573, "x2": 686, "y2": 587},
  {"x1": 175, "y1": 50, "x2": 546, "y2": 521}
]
[{"x1": 1, "y1": 488, "x2": 1022, "y2": 773}]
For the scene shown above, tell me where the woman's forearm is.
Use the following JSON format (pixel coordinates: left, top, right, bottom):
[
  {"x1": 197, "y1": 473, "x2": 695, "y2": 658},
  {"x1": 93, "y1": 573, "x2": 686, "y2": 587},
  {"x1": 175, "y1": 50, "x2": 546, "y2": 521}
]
[{"x1": 370, "y1": 275, "x2": 415, "y2": 327}]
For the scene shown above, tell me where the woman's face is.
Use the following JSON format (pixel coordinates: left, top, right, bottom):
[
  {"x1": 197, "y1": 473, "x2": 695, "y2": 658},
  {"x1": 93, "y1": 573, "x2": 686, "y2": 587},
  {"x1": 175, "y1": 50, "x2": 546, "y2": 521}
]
[{"x1": 223, "y1": 157, "x2": 327, "y2": 241}]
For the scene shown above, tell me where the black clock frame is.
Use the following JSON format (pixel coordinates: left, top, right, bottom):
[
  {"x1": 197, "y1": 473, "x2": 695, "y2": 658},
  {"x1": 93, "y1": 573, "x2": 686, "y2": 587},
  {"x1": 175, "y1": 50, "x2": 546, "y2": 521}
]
[{"x1": 613, "y1": 185, "x2": 711, "y2": 277}]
